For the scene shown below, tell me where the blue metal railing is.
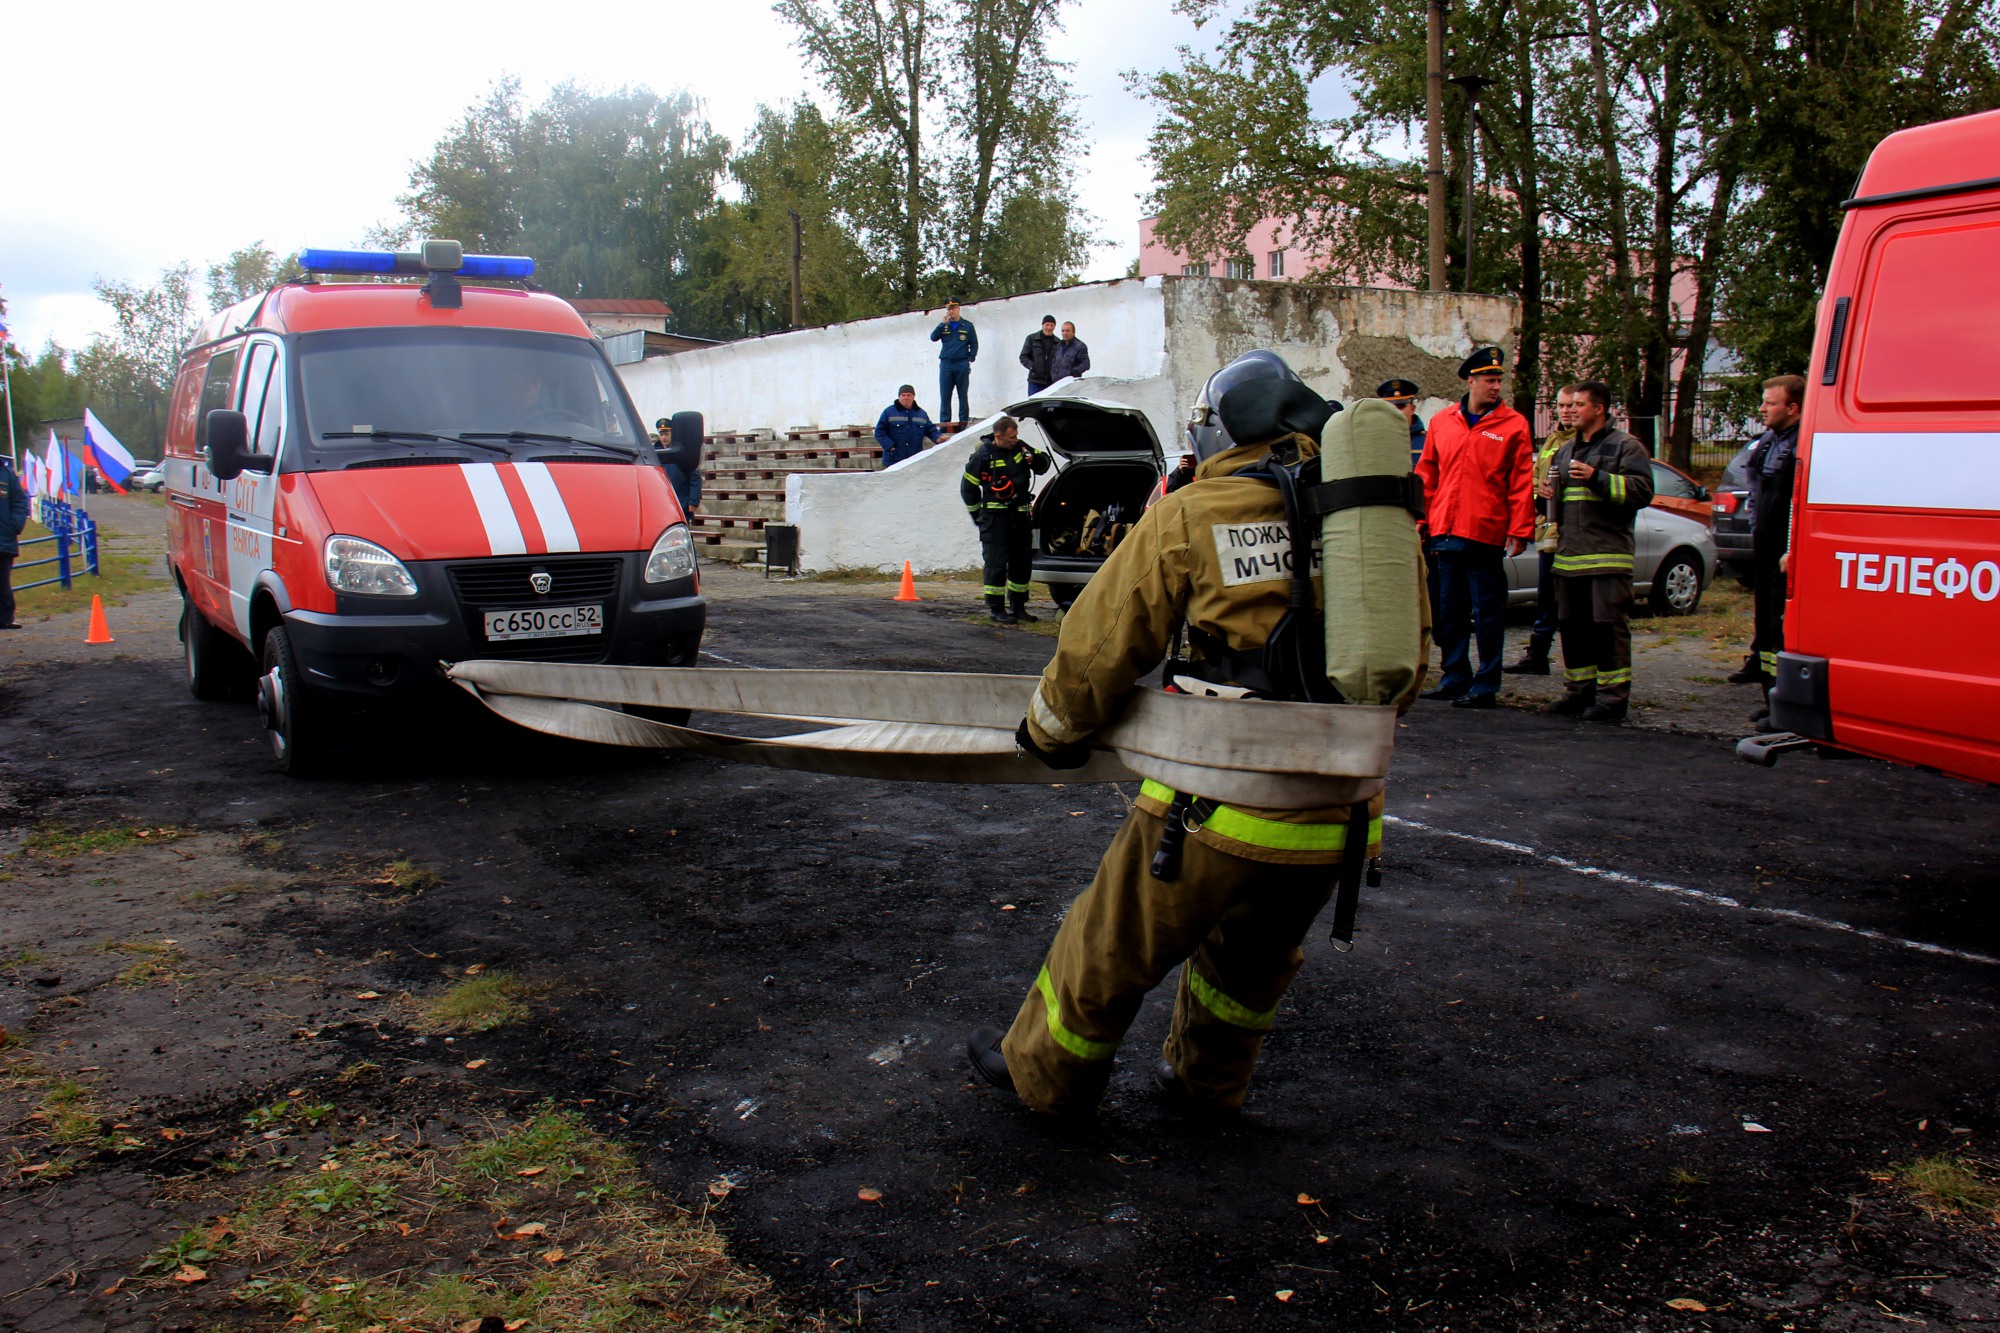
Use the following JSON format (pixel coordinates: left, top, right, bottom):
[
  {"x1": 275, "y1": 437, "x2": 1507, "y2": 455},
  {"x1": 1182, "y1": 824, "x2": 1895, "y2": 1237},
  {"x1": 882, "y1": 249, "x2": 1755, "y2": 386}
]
[{"x1": 14, "y1": 500, "x2": 101, "y2": 593}]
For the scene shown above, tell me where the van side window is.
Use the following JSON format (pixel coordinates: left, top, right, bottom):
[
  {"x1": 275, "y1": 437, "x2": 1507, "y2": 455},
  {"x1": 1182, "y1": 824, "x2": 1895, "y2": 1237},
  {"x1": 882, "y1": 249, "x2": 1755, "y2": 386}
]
[
  {"x1": 197, "y1": 348, "x2": 239, "y2": 449},
  {"x1": 1855, "y1": 217, "x2": 2000, "y2": 412},
  {"x1": 240, "y1": 343, "x2": 285, "y2": 457}
]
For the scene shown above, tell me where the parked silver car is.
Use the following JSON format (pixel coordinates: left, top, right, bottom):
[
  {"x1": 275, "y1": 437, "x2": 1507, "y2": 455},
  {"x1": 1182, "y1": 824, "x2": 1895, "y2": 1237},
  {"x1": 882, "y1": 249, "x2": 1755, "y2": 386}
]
[{"x1": 1505, "y1": 504, "x2": 1717, "y2": 615}]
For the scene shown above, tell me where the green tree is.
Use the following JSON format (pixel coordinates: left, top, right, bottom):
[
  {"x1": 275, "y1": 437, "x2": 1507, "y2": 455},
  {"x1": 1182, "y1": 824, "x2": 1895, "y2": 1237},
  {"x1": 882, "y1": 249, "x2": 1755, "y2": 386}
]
[
  {"x1": 89, "y1": 263, "x2": 201, "y2": 455},
  {"x1": 207, "y1": 241, "x2": 303, "y2": 312}
]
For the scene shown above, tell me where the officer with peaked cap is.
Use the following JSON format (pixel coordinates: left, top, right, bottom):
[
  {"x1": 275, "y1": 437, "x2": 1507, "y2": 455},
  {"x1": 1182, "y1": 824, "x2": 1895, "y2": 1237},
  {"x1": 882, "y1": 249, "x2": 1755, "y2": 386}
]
[
  {"x1": 965, "y1": 351, "x2": 1427, "y2": 1120},
  {"x1": 1413, "y1": 347, "x2": 1534, "y2": 709},
  {"x1": 1377, "y1": 378, "x2": 1426, "y2": 469}
]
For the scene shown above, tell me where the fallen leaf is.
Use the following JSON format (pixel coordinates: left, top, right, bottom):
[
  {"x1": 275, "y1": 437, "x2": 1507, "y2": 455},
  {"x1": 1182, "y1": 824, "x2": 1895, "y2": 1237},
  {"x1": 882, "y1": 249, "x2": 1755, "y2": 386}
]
[
  {"x1": 17, "y1": 1163, "x2": 51, "y2": 1175},
  {"x1": 707, "y1": 1177, "x2": 734, "y2": 1198},
  {"x1": 541, "y1": 1247, "x2": 565, "y2": 1263},
  {"x1": 353, "y1": 991, "x2": 382, "y2": 1000},
  {"x1": 172, "y1": 1264, "x2": 207, "y2": 1284},
  {"x1": 465, "y1": 963, "x2": 486, "y2": 976},
  {"x1": 1314, "y1": 1234, "x2": 1330, "y2": 1244},
  {"x1": 1296, "y1": 1193, "x2": 1320, "y2": 1206},
  {"x1": 1276, "y1": 1289, "x2": 1295, "y2": 1302},
  {"x1": 159, "y1": 1127, "x2": 185, "y2": 1141},
  {"x1": 1001, "y1": 904, "x2": 1017, "y2": 911},
  {"x1": 396, "y1": 1222, "x2": 412, "y2": 1237},
  {"x1": 1667, "y1": 1298, "x2": 1709, "y2": 1311},
  {"x1": 206, "y1": 1218, "x2": 231, "y2": 1243},
  {"x1": 857, "y1": 1187, "x2": 884, "y2": 1202},
  {"x1": 465, "y1": 1059, "x2": 488, "y2": 1070},
  {"x1": 515, "y1": 1165, "x2": 545, "y2": 1176},
  {"x1": 1742, "y1": 1121, "x2": 1772, "y2": 1133},
  {"x1": 100, "y1": 1279, "x2": 125, "y2": 1295},
  {"x1": 457, "y1": 1321, "x2": 484, "y2": 1333},
  {"x1": 510, "y1": 1221, "x2": 548, "y2": 1238},
  {"x1": 505, "y1": 1323, "x2": 528, "y2": 1332}
]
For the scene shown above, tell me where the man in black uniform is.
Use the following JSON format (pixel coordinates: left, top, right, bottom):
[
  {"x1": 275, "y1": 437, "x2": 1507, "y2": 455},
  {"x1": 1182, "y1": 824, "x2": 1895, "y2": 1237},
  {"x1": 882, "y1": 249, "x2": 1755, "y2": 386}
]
[
  {"x1": 961, "y1": 415, "x2": 1049, "y2": 623},
  {"x1": 1732, "y1": 374, "x2": 1804, "y2": 729},
  {"x1": 1377, "y1": 378, "x2": 1426, "y2": 469}
]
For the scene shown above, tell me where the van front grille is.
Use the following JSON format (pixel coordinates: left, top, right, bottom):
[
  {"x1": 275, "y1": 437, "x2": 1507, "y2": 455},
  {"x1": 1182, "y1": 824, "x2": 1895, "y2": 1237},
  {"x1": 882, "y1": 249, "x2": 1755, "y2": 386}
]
[{"x1": 448, "y1": 556, "x2": 623, "y2": 662}]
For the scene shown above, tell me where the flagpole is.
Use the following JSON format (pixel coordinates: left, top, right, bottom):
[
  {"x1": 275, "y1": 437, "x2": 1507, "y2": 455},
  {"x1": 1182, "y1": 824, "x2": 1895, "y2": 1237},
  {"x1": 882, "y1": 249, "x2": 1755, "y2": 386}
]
[{"x1": 2, "y1": 352, "x2": 16, "y2": 467}]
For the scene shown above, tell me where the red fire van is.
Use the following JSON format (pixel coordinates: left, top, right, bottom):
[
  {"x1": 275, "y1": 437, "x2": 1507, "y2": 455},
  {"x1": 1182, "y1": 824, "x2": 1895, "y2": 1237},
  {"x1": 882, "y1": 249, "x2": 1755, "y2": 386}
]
[
  {"x1": 166, "y1": 242, "x2": 704, "y2": 775},
  {"x1": 1761, "y1": 109, "x2": 2000, "y2": 784}
]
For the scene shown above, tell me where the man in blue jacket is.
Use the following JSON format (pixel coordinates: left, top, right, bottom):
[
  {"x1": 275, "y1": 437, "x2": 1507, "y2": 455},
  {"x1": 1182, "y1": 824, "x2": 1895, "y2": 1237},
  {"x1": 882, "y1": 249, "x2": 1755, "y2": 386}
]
[
  {"x1": 931, "y1": 299, "x2": 978, "y2": 426},
  {"x1": 874, "y1": 385, "x2": 941, "y2": 467},
  {"x1": 0, "y1": 451, "x2": 27, "y2": 629}
]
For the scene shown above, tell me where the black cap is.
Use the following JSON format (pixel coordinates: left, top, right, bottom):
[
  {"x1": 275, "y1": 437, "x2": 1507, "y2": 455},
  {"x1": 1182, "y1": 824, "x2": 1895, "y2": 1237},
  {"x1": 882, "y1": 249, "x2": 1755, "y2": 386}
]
[
  {"x1": 1218, "y1": 378, "x2": 1335, "y2": 448},
  {"x1": 654, "y1": 417, "x2": 670, "y2": 430},
  {"x1": 1041, "y1": 314, "x2": 1056, "y2": 325},
  {"x1": 897, "y1": 383, "x2": 915, "y2": 395},
  {"x1": 1457, "y1": 347, "x2": 1506, "y2": 379},
  {"x1": 1377, "y1": 378, "x2": 1421, "y2": 401}
]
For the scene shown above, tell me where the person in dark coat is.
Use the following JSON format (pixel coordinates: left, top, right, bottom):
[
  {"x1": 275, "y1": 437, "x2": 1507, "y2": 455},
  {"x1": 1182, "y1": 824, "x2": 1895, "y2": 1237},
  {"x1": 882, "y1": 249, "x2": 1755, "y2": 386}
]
[
  {"x1": 1735, "y1": 374, "x2": 1805, "y2": 728},
  {"x1": 654, "y1": 416, "x2": 704, "y2": 513},
  {"x1": 1052, "y1": 321, "x2": 1091, "y2": 382},
  {"x1": 1377, "y1": 378, "x2": 1425, "y2": 469},
  {"x1": 1020, "y1": 315, "x2": 1060, "y2": 395},
  {"x1": 874, "y1": 385, "x2": 942, "y2": 467},
  {"x1": 932, "y1": 300, "x2": 978, "y2": 425},
  {"x1": 0, "y1": 451, "x2": 27, "y2": 629}
]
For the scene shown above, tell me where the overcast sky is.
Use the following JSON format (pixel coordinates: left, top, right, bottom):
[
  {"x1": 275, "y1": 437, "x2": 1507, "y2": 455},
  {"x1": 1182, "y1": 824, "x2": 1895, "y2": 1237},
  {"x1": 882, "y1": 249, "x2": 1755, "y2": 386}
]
[{"x1": 1, "y1": 0, "x2": 1342, "y2": 355}]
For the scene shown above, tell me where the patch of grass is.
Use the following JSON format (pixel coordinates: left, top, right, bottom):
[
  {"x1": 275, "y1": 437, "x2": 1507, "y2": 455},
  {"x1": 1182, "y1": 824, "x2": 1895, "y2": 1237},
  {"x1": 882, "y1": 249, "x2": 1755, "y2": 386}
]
[
  {"x1": 147, "y1": 1103, "x2": 794, "y2": 1332},
  {"x1": 387, "y1": 859, "x2": 441, "y2": 892},
  {"x1": 333, "y1": 1060, "x2": 382, "y2": 1084},
  {"x1": 12, "y1": 533, "x2": 168, "y2": 621},
  {"x1": 7, "y1": 948, "x2": 47, "y2": 967},
  {"x1": 418, "y1": 971, "x2": 531, "y2": 1034},
  {"x1": 104, "y1": 938, "x2": 187, "y2": 986},
  {"x1": 1892, "y1": 1154, "x2": 2000, "y2": 1220},
  {"x1": 178, "y1": 880, "x2": 280, "y2": 904},
  {"x1": 24, "y1": 823, "x2": 185, "y2": 859},
  {"x1": 40, "y1": 1079, "x2": 101, "y2": 1144},
  {"x1": 241, "y1": 1099, "x2": 335, "y2": 1131}
]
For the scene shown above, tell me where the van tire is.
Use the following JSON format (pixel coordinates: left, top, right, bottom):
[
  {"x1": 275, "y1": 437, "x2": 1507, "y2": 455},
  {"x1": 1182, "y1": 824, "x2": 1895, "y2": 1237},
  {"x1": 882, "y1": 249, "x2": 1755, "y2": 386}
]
[
  {"x1": 1649, "y1": 549, "x2": 1704, "y2": 617},
  {"x1": 183, "y1": 592, "x2": 251, "y2": 701},
  {"x1": 258, "y1": 625, "x2": 332, "y2": 777}
]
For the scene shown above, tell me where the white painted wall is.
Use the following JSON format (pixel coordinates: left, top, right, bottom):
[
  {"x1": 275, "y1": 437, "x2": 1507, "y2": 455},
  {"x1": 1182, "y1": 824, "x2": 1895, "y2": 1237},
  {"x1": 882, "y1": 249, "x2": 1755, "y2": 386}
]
[{"x1": 622, "y1": 277, "x2": 1169, "y2": 433}]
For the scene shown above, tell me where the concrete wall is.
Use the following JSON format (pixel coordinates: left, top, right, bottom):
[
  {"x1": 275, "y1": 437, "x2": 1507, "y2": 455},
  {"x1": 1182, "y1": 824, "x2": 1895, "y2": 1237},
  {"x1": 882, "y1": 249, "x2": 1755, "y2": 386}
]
[
  {"x1": 621, "y1": 277, "x2": 1170, "y2": 434},
  {"x1": 616, "y1": 276, "x2": 1519, "y2": 574}
]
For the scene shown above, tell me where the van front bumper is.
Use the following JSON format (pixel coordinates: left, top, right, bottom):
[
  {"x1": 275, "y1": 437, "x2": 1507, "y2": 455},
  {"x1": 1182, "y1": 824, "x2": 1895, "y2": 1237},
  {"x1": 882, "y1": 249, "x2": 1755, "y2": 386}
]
[{"x1": 284, "y1": 554, "x2": 705, "y2": 695}]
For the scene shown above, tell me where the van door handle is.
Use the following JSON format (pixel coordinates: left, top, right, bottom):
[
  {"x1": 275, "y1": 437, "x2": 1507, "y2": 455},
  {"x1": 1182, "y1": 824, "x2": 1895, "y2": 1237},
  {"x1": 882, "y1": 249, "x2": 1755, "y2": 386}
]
[{"x1": 169, "y1": 494, "x2": 202, "y2": 510}]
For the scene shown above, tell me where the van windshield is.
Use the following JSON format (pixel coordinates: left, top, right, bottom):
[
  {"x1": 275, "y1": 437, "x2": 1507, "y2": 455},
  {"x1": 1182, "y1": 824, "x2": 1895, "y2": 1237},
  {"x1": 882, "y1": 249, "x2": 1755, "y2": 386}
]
[{"x1": 294, "y1": 327, "x2": 654, "y2": 468}]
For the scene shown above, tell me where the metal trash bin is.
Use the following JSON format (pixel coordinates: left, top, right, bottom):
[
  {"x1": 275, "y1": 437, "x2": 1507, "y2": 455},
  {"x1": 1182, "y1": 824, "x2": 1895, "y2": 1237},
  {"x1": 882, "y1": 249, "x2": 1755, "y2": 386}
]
[{"x1": 764, "y1": 523, "x2": 799, "y2": 578}]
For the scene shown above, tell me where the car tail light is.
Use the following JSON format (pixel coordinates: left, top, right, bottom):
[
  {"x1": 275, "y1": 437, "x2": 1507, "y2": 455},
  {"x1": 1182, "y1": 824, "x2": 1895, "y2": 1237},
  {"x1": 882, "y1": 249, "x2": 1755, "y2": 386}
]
[{"x1": 1712, "y1": 492, "x2": 1740, "y2": 515}]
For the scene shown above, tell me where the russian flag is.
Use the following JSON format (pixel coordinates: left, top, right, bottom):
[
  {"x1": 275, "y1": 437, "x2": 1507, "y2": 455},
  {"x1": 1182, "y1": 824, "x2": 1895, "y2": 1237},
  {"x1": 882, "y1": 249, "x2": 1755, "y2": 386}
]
[
  {"x1": 44, "y1": 432, "x2": 64, "y2": 501},
  {"x1": 83, "y1": 409, "x2": 135, "y2": 494}
]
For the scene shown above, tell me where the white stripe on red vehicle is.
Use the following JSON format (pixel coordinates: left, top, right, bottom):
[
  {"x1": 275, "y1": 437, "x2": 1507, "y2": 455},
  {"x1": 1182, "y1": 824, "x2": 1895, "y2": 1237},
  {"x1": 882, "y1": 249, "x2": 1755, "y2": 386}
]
[
  {"x1": 514, "y1": 462, "x2": 580, "y2": 553},
  {"x1": 462, "y1": 464, "x2": 527, "y2": 556},
  {"x1": 1807, "y1": 432, "x2": 2000, "y2": 511}
]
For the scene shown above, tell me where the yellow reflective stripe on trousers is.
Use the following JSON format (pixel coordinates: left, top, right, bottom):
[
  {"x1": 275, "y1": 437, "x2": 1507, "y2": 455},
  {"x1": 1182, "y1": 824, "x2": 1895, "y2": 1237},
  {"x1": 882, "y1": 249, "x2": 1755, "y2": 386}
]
[
  {"x1": 1598, "y1": 668, "x2": 1632, "y2": 685},
  {"x1": 1553, "y1": 553, "x2": 1633, "y2": 574},
  {"x1": 1565, "y1": 665, "x2": 1599, "y2": 682},
  {"x1": 1035, "y1": 966, "x2": 1115, "y2": 1060},
  {"x1": 1187, "y1": 967, "x2": 1276, "y2": 1030},
  {"x1": 1138, "y1": 779, "x2": 1380, "y2": 853}
]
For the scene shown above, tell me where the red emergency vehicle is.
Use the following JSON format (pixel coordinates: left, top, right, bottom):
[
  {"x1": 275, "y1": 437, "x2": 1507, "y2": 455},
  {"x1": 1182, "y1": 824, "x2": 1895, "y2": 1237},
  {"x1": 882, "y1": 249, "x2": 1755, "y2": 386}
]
[
  {"x1": 1761, "y1": 109, "x2": 2000, "y2": 784},
  {"x1": 167, "y1": 242, "x2": 704, "y2": 775}
]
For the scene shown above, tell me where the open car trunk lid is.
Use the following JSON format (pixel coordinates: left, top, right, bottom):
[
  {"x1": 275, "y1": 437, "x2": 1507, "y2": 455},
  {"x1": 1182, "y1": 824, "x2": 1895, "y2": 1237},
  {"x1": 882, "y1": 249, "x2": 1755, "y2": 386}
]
[{"x1": 1004, "y1": 396, "x2": 1165, "y2": 464}]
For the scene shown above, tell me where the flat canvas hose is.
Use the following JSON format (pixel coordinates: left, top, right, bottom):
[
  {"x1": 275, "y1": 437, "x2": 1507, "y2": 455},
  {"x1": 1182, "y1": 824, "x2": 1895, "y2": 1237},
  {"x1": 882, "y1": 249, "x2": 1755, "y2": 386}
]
[{"x1": 446, "y1": 662, "x2": 1394, "y2": 811}]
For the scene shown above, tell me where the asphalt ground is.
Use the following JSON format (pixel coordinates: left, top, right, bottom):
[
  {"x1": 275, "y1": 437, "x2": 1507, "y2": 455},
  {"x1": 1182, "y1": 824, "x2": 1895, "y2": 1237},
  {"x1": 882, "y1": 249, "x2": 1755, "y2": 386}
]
[{"x1": 2, "y1": 556, "x2": 1997, "y2": 1331}]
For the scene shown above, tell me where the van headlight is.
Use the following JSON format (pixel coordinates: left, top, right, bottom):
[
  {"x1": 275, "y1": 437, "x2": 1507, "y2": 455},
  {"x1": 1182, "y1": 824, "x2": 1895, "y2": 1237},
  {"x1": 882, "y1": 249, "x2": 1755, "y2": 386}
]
[
  {"x1": 324, "y1": 536, "x2": 419, "y2": 596},
  {"x1": 645, "y1": 523, "x2": 697, "y2": 583}
]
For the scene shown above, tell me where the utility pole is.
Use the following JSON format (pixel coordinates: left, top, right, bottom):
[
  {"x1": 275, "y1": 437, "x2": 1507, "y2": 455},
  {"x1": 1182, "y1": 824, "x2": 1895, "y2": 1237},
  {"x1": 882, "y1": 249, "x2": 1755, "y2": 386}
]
[
  {"x1": 1425, "y1": 0, "x2": 1448, "y2": 292},
  {"x1": 788, "y1": 210, "x2": 804, "y2": 329},
  {"x1": 1449, "y1": 75, "x2": 1494, "y2": 292}
]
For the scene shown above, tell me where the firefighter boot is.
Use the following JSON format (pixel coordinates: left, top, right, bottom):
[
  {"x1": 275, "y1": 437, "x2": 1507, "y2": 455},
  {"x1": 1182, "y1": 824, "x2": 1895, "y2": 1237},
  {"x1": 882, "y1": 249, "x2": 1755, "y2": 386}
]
[
  {"x1": 1727, "y1": 654, "x2": 1763, "y2": 685},
  {"x1": 967, "y1": 1026, "x2": 1015, "y2": 1091},
  {"x1": 985, "y1": 596, "x2": 1017, "y2": 625},
  {"x1": 1545, "y1": 690, "x2": 1594, "y2": 717},
  {"x1": 1504, "y1": 633, "x2": 1553, "y2": 675},
  {"x1": 1010, "y1": 593, "x2": 1040, "y2": 623}
]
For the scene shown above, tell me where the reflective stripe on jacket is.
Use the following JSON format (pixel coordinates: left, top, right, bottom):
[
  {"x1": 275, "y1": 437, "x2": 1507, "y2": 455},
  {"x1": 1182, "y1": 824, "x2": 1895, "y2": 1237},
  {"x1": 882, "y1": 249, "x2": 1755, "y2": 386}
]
[
  {"x1": 1548, "y1": 425, "x2": 1653, "y2": 575},
  {"x1": 874, "y1": 403, "x2": 939, "y2": 466},
  {"x1": 959, "y1": 437, "x2": 1048, "y2": 513},
  {"x1": 1416, "y1": 400, "x2": 1535, "y2": 546},
  {"x1": 1022, "y1": 439, "x2": 1428, "y2": 861}
]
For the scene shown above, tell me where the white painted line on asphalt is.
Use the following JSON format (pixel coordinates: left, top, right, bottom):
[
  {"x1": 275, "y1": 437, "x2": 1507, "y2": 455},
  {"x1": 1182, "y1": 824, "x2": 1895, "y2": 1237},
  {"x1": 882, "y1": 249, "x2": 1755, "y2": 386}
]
[{"x1": 1384, "y1": 815, "x2": 2000, "y2": 968}]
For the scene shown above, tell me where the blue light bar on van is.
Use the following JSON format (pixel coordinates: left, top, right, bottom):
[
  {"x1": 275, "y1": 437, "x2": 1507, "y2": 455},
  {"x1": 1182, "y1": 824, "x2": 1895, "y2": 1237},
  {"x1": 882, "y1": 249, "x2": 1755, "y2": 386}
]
[{"x1": 296, "y1": 247, "x2": 536, "y2": 279}]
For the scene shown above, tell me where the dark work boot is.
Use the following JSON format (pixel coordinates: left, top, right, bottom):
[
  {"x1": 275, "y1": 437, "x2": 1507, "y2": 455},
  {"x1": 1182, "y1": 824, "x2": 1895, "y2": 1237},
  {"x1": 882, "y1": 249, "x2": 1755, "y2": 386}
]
[
  {"x1": 1581, "y1": 702, "x2": 1628, "y2": 724},
  {"x1": 1154, "y1": 1063, "x2": 1239, "y2": 1123},
  {"x1": 985, "y1": 596, "x2": 1016, "y2": 625},
  {"x1": 1726, "y1": 654, "x2": 1762, "y2": 685},
  {"x1": 1503, "y1": 635, "x2": 1552, "y2": 675},
  {"x1": 1545, "y1": 692, "x2": 1594, "y2": 717},
  {"x1": 1010, "y1": 596, "x2": 1040, "y2": 623},
  {"x1": 967, "y1": 1027, "x2": 1014, "y2": 1091}
]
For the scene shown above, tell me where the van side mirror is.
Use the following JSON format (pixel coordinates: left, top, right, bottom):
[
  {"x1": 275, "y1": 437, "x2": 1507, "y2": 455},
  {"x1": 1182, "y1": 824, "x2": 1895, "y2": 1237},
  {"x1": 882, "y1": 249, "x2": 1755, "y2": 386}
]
[{"x1": 205, "y1": 409, "x2": 272, "y2": 481}]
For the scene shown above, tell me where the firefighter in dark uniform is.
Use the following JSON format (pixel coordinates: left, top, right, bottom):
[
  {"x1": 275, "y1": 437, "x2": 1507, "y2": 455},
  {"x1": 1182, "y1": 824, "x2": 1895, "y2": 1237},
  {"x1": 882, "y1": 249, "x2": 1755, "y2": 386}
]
[
  {"x1": 1735, "y1": 374, "x2": 1804, "y2": 729},
  {"x1": 1542, "y1": 380, "x2": 1653, "y2": 723},
  {"x1": 960, "y1": 415, "x2": 1049, "y2": 623},
  {"x1": 1378, "y1": 378, "x2": 1426, "y2": 469},
  {"x1": 965, "y1": 352, "x2": 1428, "y2": 1119}
]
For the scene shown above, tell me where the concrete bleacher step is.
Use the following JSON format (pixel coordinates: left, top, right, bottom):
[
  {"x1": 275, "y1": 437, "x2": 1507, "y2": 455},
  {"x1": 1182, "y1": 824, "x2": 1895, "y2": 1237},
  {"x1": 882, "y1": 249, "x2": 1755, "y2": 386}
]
[{"x1": 700, "y1": 497, "x2": 786, "y2": 520}]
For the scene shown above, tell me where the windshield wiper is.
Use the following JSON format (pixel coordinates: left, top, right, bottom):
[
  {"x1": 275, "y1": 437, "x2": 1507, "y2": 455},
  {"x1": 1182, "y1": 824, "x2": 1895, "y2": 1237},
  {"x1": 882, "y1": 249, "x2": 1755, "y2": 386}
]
[
  {"x1": 457, "y1": 431, "x2": 639, "y2": 459},
  {"x1": 321, "y1": 429, "x2": 510, "y2": 456}
]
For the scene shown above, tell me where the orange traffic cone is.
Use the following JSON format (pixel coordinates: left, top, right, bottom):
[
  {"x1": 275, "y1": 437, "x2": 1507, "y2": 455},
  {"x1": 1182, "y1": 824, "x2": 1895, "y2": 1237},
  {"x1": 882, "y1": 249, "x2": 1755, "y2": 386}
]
[
  {"x1": 893, "y1": 561, "x2": 920, "y2": 602},
  {"x1": 85, "y1": 594, "x2": 115, "y2": 644}
]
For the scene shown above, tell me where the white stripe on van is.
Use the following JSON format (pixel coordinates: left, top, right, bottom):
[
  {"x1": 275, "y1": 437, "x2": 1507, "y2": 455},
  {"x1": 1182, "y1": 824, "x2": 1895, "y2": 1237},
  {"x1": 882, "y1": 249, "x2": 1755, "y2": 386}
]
[
  {"x1": 1808, "y1": 432, "x2": 2000, "y2": 511},
  {"x1": 463, "y1": 463, "x2": 527, "y2": 556},
  {"x1": 514, "y1": 462, "x2": 580, "y2": 553}
]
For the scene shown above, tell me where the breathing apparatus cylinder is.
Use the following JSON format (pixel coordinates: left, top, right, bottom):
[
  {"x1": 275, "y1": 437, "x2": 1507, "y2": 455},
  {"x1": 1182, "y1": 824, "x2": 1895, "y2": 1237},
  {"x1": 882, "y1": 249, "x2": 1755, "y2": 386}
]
[{"x1": 1319, "y1": 399, "x2": 1426, "y2": 706}]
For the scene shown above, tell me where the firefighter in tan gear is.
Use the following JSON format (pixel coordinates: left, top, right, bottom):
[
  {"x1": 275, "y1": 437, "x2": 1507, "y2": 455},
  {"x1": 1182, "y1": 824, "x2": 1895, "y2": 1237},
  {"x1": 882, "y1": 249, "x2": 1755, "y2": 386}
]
[{"x1": 966, "y1": 352, "x2": 1429, "y2": 1118}]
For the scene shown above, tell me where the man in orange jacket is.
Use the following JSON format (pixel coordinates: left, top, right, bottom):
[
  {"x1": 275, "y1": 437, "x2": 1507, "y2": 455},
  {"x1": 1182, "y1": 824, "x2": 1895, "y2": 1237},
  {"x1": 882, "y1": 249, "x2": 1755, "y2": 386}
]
[{"x1": 1413, "y1": 347, "x2": 1534, "y2": 709}]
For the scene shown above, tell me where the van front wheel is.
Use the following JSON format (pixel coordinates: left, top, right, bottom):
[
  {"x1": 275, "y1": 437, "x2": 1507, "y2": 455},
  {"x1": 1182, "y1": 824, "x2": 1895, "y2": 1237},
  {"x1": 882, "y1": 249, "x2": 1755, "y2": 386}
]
[{"x1": 258, "y1": 625, "x2": 333, "y2": 776}]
